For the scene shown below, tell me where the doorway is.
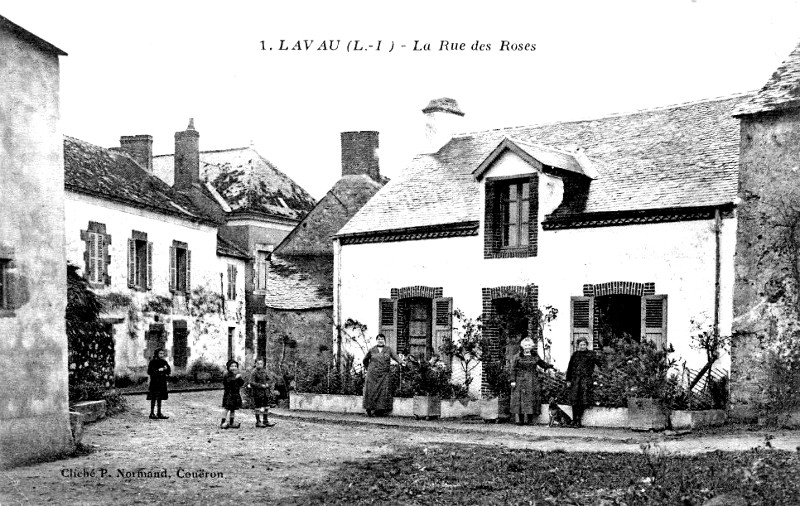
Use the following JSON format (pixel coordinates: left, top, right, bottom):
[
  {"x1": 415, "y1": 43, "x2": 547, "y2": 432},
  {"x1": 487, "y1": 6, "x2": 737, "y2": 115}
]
[{"x1": 404, "y1": 297, "x2": 432, "y2": 359}]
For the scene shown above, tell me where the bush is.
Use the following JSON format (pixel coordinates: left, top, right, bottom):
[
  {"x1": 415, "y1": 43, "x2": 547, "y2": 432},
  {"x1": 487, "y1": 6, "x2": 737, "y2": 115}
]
[
  {"x1": 69, "y1": 381, "x2": 128, "y2": 415},
  {"x1": 294, "y1": 355, "x2": 365, "y2": 396},
  {"x1": 188, "y1": 358, "x2": 225, "y2": 382},
  {"x1": 540, "y1": 369, "x2": 570, "y2": 405}
]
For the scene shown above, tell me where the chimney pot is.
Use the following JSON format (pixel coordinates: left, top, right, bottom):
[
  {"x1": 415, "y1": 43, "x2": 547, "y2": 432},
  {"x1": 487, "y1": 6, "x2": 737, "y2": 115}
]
[{"x1": 422, "y1": 97, "x2": 465, "y2": 154}]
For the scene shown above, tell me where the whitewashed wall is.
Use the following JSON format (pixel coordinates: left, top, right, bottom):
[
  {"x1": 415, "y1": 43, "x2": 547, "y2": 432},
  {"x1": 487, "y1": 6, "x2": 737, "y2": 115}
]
[
  {"x1": 64, "y1": 193, "x2": 247, "y2": 375},
  {"x1": 335, "y1": 151, "x2": 736, "y2": 391}
]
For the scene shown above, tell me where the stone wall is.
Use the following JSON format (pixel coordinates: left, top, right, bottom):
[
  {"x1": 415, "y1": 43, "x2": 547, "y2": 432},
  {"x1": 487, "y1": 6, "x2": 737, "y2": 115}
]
[{"x1": 730, "y1": 110, "x2": 800, "y2": 419}]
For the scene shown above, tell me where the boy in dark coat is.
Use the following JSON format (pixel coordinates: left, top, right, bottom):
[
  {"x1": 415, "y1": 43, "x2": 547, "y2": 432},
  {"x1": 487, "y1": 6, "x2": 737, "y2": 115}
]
[
  {"x1": 220, "y1": 359, "x2": 244, "y2": 429},
  {"x1": 147, "y1": 349, "x2": 171, "y2": 419},
  {"x1": 566, "y1": 338, "x2": 603, "y2": 427}
]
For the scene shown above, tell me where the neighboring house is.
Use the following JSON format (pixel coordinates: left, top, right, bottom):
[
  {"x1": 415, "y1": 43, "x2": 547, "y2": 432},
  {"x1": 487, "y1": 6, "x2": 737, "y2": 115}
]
[
  {"x1": 153, "y1": 131, "x2": 316, "y2": 366},
  {"x1": 63, "y1": 128, "x2": 249, "y2": 379},
  {"x1": 730, "y1": 40, "x2": 800, "y2": 419},
  {"x1": 0, "y1": 15, "x2": 72, "y2": 468},
  {"x1": 264, "y1": 131, "x2": 385, "y2": 368},
  {"x1": 335, "y1": 96, "x2": 745, "y2": 396}
]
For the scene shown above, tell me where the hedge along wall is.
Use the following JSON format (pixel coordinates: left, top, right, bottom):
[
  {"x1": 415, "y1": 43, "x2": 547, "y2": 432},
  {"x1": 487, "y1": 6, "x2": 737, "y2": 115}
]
[{"x1": 67, "y1": 265, "x2": 115, "y2": 390}]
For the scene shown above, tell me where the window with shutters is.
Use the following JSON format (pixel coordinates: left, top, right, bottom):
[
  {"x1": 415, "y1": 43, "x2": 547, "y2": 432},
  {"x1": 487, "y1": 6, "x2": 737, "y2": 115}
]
[
  {"x1": 226, "y1": 264, "x2": 238, "y2": 300},
  {"x1": 379, "y1": 291, "x2": 452, "y2": 360},
  {"x1": 255, "y1": 249, "x2": 270, "y2": 292},
  {"x1": 170, "y1": 240, "x2": 191, "y2": 294},
  {"x1": 484, "y1": 175, "x2": 538, "y2": 259},
  {"x1": 570, "y1": 293, "x2": 668, "y2": 352},
  {"x1": 127, "y1": 230, "x2": 152, "y2": 291},
  {"x1": 81, "y1": 222, "x2": 111, "y2": 287}
]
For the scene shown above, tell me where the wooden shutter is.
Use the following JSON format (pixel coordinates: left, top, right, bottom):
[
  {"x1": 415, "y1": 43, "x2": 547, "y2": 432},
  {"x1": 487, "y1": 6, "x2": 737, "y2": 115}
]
[
  {"x1": 88, "y1": 232, "x2": 98, "y2": 282},
  {"x1": 432, "y1": 297, "x2": 453, "y2": 357},
  {"x1": 378, "y1": 298, "x2": 398, "y2": 351},
  {"x1": 128, "y1": 239, "x2": 136, "y2": 288},
  {"x1": 103, "y1": 233, "x2": 111, "y2": 285},
  {"x1": 146, "y1": 241, "x2": 153, "y2": 290},
  {"x1": 97, "y1": 234, "x2": 106, "y2": 284},
  {"x1": 169, "y1": 246, "x2": 176, "y2": 291},
  {"x1": 232, "y1": 265, "x2": 237, "y2": 300},
  {"x1": 641, "y1": 294, "x2": 668, "y2": 350},
  {"x1": 186, "y1": 250, "x2": 192, "y2": 294},
  {"x1": 570, "y1": 296, "x2": 594, "y2": 353}
]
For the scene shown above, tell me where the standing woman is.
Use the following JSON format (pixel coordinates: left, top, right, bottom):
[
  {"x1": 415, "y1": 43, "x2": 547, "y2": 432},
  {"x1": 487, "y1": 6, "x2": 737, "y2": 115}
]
[
  {"x1": 509, "y1": 337, "x2": 553, "y2": 425},
  {"x1": 147, "y1": 349, "x2": 171, "y2": 419},
  {"x1": 566, "y1": 337, "x2": 603, "y2": 427},
  {"x1": 362, "y1": 334, "x2": 403, "y2": 417}
]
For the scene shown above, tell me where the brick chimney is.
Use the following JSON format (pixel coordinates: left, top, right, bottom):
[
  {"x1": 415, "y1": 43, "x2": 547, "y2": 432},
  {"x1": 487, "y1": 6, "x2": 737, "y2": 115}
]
[
  {"x1": 174, "y1": 118, "x2": 200, "y2": 190},
  {"x1": 119, "y1": 135, "x2": 153, "y2": 172},
  {"x1": 422, "y1": 97, "x2": 464, "y2": 154},
  {"x1": 340, "y1": 131, "x2": 380, "y2": 182}
]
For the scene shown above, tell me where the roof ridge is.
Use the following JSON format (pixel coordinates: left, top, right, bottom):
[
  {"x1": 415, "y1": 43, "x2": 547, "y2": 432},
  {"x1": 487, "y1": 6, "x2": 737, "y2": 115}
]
[
  {"x1": 453, "y1": 92, "x2": 754, "y2": 139},
  {"x1": 153, "y1": 146, "x2": 251, "y2": 158}
]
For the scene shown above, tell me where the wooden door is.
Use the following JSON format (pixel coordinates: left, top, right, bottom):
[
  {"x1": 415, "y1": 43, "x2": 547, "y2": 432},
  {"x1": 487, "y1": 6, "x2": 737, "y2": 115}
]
[{"x1": 407, "y1": 298, "x2": 432, "y2": 359}]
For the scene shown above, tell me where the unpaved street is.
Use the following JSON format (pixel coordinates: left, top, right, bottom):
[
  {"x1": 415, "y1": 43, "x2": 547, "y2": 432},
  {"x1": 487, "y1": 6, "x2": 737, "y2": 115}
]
[{"x1": 2, "y1": 391, "x2": 798, "y2": 505}]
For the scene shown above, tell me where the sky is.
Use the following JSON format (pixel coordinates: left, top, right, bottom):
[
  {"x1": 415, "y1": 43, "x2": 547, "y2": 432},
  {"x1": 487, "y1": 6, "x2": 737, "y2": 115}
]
[{"x1": 4, "y1": 0, "x2": 800, "y2": 199}]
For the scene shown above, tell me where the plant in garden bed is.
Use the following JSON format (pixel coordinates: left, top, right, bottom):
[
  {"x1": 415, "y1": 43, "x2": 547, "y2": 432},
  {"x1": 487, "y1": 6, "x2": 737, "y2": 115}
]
[
  {"x1": 187, "y1": 357, "x2": 225, "y2": 383},
  {"x1": 438, "y1": 309, "x2": 482, "y2": 393}
]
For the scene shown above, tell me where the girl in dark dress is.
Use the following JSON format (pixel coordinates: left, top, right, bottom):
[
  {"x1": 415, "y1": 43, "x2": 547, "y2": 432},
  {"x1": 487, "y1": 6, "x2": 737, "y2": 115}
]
[
  {"x1": 147, "y1": 349, "x2": 171, "y2": 420},
  {"x1": 220, "y1": 360, "x2": 244, "y2": 429},
  {"x1": 362, "y1": 334, "x2": 403, "y2": 417},
  {"x1": 566, "y1": 338, "x2": 603, "y2": 427},
  {"x1": 510, "y1": 337, "x2": 553, "y2": 425},
  {"x1": 247, "y1": 358, "x2": 275, "y2": 428}
]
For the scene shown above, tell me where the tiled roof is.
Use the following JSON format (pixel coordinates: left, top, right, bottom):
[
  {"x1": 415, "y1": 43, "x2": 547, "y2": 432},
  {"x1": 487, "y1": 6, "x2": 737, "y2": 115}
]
[
  {"x1": 338, "y1": 94, "x2": 749, "y2": 236},
  {"x1": 64, "y1": 136, "x2": 217, "y2": 225},
  {"x1": 734, "y1": 41, "x2": 800, "y2": 116},
  {"x1": 152, "y1": 147, "x2": 316, "y2": 221},
  {"x1": 216, "y1": 235, "x2": 251, "y2": 259},
  {"x1": 264, "y1": 254, "x2": 333, "y2": 310},
  {"x1": 275, "y1": 175, "x2": 383, "y2": 255}
]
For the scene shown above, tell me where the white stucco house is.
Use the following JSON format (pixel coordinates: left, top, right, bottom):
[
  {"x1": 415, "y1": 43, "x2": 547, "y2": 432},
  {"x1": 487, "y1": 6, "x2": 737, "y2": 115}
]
[
  {"x1": 64, "y1": 128, "x2": 250, "y2": 378},
  {"x1": 334, "y1": 96, "x2": 746, "y2": 395}
]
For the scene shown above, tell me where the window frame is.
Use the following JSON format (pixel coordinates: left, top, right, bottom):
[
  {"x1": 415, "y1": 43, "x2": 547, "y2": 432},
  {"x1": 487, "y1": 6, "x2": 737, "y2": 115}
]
[{"x1": 484, "y1": 174, "x2": 539, "y2": 259}]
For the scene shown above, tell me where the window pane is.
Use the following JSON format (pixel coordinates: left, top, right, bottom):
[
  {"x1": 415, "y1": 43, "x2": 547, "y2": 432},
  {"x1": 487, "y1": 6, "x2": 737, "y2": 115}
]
[
  {"x1": 521, "y1": 200, "x2": 529, "y2": 224},
  {"x1": 508, "y1": 225, "x2": 518, "y2": 247},
  {"x1": 508, "y1": 202, "x2": 518, "y2": 224},
  {"x1": 508, "y1": 184, "x2": 517, "y2": 202},
  {"x1": 521, "y1": 182, "x2": 529, "y2": 199},
  {"x1": 503, "y1": 225, "x2": 510, "y2": 246},
  {"x1": 520, "y1": 224, "x2": 529, "y2": 246}
]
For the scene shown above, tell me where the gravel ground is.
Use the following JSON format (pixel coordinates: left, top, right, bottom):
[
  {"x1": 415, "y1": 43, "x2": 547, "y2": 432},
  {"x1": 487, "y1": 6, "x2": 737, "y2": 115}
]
[{"x1": 2, "y1": 391, "x2": 798, "y2": 505}]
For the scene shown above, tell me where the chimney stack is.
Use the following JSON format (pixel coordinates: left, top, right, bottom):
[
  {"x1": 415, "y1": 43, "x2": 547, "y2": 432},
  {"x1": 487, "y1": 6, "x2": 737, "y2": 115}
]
[
  {"x1": 340, "y1": 131, "x2": 380, "y2": 182},
  {"x1": 174, "y1": 118, "x2": 200, "y2": 189},
  {"x1": 119, "y1": 135, "x2": 153, "y2": 172},
  {"x1": 422, "y1": 97, "x2": 464, "y2": 154}
]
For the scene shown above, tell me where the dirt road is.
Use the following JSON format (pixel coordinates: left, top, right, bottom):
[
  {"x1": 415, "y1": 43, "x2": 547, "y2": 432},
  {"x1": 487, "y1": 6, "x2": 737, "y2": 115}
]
[{"x1": 1, "y1": 391, "x2": 797, "y2": 505}]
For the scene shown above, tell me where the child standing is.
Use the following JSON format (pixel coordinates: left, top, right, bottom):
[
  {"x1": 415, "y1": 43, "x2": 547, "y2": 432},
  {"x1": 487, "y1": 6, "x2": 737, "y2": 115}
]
[
  {"x1": 147, "y1": 349, "x2": 171, "y2": 420},
  {"x1": 220, "y1": 359, "x2": 244, "y2": 429},
  {"x1": 247, "y1": 358, "x2": 276, "y2": 428}
]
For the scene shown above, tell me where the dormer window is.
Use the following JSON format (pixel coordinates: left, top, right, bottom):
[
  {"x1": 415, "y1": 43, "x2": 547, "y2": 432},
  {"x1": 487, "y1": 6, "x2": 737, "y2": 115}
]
[
  {"x1": 501, "y1": 181, "x2": 530, "y2": 249},
  {"x1": 484, "y1": 175, "x2": 538, "y2": 259}
]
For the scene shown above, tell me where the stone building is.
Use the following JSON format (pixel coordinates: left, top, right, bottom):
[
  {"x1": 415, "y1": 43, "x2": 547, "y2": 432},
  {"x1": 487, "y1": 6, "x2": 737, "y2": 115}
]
[
  {"x1": 64, "y1": 126, "x2": 250, "y2": 379},
  {"x1": 730, "y1": 40, "x2": 800, "y2": 420},
  {"x1": 264, "y1": 131, "x2": 385, "y2": 370},
  {"x1": 0, "y1": 14, "x2": 72, "y2": 468},
  {"x1": 335, "y1": 96, "x2": 745, "y2": 396},
  {"x1": 152, "y1": 129, "x2": 316, "y2": 366}
]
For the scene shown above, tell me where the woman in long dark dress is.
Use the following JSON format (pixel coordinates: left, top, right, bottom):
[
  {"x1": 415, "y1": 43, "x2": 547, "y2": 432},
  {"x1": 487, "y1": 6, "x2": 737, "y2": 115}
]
[
  {"x1": 509, "y1": 337, "x2": 553, "y2": 425},
  {"x1": 147, "y1": 349, "x2": 171, "y2": 420},
  {"x1": 566, "y1": 337, "x2": 603, "y2": 427},
  {"x1": 362, "y1": 334, "x2": 402, "y2": 417}
]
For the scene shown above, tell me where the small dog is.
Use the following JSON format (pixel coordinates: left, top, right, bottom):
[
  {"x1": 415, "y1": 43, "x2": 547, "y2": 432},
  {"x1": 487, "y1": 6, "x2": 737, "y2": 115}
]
[{"x1": 548, "y1": 399, "x2": 573, "y2": 427}]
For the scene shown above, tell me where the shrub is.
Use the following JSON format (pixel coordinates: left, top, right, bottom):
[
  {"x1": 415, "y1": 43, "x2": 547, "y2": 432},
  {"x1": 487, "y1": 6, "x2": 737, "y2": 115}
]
[
  {"x1": 69, "y1": 381, "x2": 127, "y2": 414},
  {"x1": 294, "y1": 354, "x2": 365, "y2": 396},
  {"x1": 188, "y1": 358, "x2": 225, "y2": 382},
  {"x1": 540, "y1": 369, "x2": 570, "y2": 405}
]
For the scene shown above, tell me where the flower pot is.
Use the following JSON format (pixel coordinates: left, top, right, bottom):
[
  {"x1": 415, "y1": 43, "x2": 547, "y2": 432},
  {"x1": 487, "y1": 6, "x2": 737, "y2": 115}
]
[
  {"x1": 627, "y1": 396, "x2": 669, "y2": 431},
  {"x1": 413, "y1": 395, "x2": 441, "y2": 420},
  {"x1": 480, "y1": 396, "x2": 510, "y2": 423}
]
